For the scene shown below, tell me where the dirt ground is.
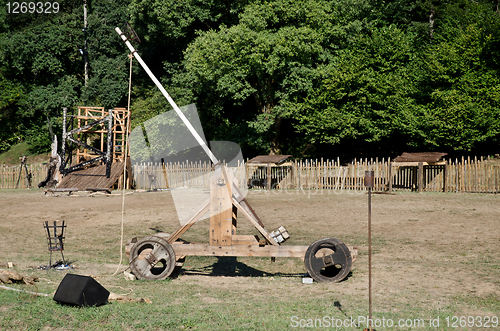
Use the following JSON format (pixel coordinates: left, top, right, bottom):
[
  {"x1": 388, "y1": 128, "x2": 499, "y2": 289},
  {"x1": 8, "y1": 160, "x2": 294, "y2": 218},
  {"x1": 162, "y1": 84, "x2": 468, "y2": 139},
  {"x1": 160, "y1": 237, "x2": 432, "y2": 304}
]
[{"x1": 0, "y1": 188, "x2": 499, "y2": 325}]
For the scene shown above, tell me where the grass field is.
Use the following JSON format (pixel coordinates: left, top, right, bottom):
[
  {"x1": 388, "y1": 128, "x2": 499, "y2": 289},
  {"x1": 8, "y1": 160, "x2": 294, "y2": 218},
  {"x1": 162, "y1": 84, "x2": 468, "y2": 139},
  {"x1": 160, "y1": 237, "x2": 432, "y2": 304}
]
[{"x1": 0, "y1": 188, "x2": 499, "y2": 330}]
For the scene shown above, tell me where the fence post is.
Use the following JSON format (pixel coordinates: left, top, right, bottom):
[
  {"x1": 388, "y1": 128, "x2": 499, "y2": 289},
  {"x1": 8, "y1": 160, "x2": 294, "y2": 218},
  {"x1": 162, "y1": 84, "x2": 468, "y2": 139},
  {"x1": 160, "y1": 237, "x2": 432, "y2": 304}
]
[
  {"x1": 443, "y1": 162, "x2": 447, "y2": 192},
  {"x1": 266, "y1": 163, "x2": 271, "y2": 190},
  {"x1": 388, "y1": 158, "x2": 392, "y2": 193},
  {"x1": 320, "y1": 157, "x2": 323, "y2": 190},
  {"x1": 418, "y1": 162, "x2": 424, "y2": 193}
]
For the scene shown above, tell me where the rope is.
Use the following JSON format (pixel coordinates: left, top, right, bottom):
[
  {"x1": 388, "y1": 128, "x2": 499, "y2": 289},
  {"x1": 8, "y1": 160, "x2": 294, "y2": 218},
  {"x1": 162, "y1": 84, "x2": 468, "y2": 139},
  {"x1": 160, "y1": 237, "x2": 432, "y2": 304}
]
[
  {"x1": 102, "y1": 285, "x2": 133, "y2": 296},
  {"x1": 112, "y1": 53, "x2": 134, "y2": 277}
]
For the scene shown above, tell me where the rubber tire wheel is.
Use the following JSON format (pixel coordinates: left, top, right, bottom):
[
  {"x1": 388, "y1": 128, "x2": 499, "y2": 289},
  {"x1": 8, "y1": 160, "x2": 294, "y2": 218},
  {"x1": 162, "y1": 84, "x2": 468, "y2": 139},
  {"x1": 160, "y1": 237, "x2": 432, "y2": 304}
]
[
  {"x1": 129, "y1": 235, "x2": 176, "y2": 280},
  {"x1": 304, "y1": 238, "x2": 352, "y2": 283}
]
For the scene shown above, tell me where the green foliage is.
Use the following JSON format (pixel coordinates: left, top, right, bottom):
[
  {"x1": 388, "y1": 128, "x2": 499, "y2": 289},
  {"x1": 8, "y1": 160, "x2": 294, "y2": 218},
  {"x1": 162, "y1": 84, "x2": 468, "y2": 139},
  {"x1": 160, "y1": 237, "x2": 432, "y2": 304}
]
[
  {"x1": 1, "y1": 0, "x2": 500, "y2": 158},
  {"x1": 81, "y1": 0, "x2": 132, "y2": 108},
  {"x1": 290, "y1": 0, "x2": 500, "y2": 156},
  {"x1": 420, "y1": 1, "x2": 500, "y2": 151},
  {"x1": 0, "y1": 0, "x2": 131, "y2": 153},
  {"x1": 0, "y1": 3, "x2": 81, "y2": 152},
  {"x1": 0, "y1": 73, "x2": 25, "y2": 152},
  {"x1": 292, "y1": 24, "x2": 426, "y2": 155},
  {"x1": 128, "y1": 0, "x2": 249, "y2": 80},
  {"x1": 183, "y1": 0, "x2": 343, "y2": 154}
]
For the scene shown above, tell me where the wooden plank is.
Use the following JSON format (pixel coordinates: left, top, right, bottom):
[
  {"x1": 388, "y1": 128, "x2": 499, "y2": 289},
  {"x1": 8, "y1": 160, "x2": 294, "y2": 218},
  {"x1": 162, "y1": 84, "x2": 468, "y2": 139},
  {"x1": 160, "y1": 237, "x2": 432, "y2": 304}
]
[
  {"x1": 266, "y1": 164, "x2": 271, "y2": 190},
  {"x1": 443, "y1": 162, "x2": 447, "y2": 192},
  {"x1": 392, "y1": 161, "x2": 446, "y2": 166},
  {"x1": 57, "y1": 161, "x2": 124, "y2": 190},
  {"x1": 240, "y1": 198, "x2": 265, "y2": 228}
]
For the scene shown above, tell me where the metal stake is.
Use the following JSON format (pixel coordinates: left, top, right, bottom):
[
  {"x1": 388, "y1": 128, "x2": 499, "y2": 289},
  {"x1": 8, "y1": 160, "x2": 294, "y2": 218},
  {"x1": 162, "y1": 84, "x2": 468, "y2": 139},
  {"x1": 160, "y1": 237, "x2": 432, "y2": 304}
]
[{"x1": 365, "y1": 171, "x2": 374, "y2": 331}]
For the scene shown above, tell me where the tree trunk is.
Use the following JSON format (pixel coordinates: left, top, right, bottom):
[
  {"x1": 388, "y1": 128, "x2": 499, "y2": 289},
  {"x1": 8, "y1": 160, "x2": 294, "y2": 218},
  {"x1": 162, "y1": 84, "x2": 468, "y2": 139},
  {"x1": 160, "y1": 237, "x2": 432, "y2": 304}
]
[
  {"x1": 269, "y1": 116, "x2": 282, "y2": 155},
  {"x1": 429, "y1": 6, "x2": 435, "y2": 40}
]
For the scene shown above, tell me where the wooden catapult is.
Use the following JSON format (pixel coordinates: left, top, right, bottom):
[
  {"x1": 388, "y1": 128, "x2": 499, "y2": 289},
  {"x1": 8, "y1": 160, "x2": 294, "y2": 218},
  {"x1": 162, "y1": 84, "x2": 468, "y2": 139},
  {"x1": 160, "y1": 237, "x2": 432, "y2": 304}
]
[{"x1": 117, "y1": 25, "x2": 357, "y2": 282}]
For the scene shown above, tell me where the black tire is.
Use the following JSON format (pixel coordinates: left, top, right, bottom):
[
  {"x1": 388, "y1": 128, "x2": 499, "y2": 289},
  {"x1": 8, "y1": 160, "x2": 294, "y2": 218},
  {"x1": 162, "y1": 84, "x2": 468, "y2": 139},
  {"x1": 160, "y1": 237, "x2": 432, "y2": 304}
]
[{"x1": 304, "y1": 238, "x2": 352, "y2": 282}]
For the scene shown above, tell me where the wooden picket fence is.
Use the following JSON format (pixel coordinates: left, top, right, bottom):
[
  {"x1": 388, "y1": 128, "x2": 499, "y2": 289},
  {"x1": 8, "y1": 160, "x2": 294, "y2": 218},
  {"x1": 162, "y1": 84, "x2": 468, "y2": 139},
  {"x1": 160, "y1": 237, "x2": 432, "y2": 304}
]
[
  {"x1": 1, "y1": 156, "x2": 500, "y2": 193},
  {"x1": 132, "y1": 161, "x2": 216, "y2": 190},
  {"x1": 443, "y1": 156, "x2": 500, "y2": 193},
  {"x1": 0, "y1": 164, "x2": 48, "y2": 189},
  {"x1": 131, "y1": 156, "x2": 500, "y2": 193}
]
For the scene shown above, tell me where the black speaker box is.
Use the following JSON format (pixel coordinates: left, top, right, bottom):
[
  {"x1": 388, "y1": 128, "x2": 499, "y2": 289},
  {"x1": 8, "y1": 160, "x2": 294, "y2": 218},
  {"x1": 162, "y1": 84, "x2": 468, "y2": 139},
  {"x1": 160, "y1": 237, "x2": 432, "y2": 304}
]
[{"x1": 53, "y1": 274, "x2": 110, "y2": 307}]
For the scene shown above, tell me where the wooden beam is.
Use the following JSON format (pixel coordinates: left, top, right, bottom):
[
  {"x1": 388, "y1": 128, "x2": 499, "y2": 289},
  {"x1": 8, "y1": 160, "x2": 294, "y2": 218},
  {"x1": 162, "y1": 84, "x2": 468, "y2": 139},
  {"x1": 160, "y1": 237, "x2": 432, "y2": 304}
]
[
  {"x1": 223, "y1": 165, "x2": 266, "y2": 229},
  {"x1": 228, "y1": 178, "x2": 266, "y2": 229},
  {"x1": 388, "y1": 161, "x2": 393, "y2": 193},
  {"x1": 240, "y1": 198, "x2": 266, "y2": 228},
  {"x1": 86, "y1": 187, "x2": 111, "y2": 194},
  {"x1": 209, "y1": 167, "x2": 234, "y2": 246},
  {"x1": 218, "y1": 164, "x2": 233, "y2": 199},
  {"x1": 392, "y1": 161, "x2": 445, "y2": 167},
  {"x1": 443, "y1": 162, "x2": 447, "y2": 192},
  {"x1": 168, "y1": 198, "x2": 210, "y2": 244},
  {"x1": 171, "y1": 243, "x2": 307, "y2": 259}
]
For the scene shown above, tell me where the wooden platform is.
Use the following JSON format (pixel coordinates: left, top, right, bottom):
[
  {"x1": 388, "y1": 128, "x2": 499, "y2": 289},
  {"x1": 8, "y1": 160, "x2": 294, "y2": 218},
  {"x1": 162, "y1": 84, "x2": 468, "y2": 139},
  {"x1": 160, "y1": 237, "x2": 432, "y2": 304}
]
[{"x1": 56, "y1": 161, "x2": 125, "y2": 192}]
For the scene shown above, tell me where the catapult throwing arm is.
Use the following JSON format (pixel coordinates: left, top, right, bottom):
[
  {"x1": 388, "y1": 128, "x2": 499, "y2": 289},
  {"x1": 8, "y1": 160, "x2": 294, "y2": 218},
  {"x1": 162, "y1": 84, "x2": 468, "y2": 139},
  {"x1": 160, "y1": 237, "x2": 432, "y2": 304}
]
[{"x1": 115, "y1": 27, "x2": 218, "y2": 165}]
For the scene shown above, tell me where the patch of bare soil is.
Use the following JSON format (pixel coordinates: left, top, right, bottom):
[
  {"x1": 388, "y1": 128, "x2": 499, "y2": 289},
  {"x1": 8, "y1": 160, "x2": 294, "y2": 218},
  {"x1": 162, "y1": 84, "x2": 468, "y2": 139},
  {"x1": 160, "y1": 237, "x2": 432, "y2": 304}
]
[{"x1": 0, "y1": 188, "x2": 498, "y2": 314}]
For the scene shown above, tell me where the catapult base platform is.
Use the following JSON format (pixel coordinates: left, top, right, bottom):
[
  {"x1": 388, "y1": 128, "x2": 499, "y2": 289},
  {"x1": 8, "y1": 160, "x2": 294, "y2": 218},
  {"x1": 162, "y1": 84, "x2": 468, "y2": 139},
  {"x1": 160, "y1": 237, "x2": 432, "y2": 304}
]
[{"x1": 126, "y1": 233, "x2": 358, "y2": 283}]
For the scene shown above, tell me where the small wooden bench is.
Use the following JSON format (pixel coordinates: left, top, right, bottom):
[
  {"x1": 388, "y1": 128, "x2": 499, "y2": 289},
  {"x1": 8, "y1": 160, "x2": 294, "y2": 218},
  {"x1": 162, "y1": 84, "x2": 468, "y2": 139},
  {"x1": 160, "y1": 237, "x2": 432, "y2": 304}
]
[{"x1": 44, "y1": 188, "x2": 79, "y2": 196}]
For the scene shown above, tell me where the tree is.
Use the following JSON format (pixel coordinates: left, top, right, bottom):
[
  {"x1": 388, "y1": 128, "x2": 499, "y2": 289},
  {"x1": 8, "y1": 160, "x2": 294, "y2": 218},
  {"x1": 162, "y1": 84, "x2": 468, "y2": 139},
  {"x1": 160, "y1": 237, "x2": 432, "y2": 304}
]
[
  {"x1": 292, "y1": 0, "x2": 500, "y2": 157},
  {"x1": 182, "y1": 0, "x2": 372, "y2": 155},
  {"x1": 292, "y1": 24, "x2": 427, "y2": 157},
  {"x1": 0, "y1": 4, "x2": 82, "y2": 152},
  {"x1": 128, "y1": 0, "x2": 250, "y2": 82},
  {"x1": 420, "y1": 1, "x2": 500, "y2": 151},
  {"x1": 80, "y1": 0, "x2": 132, "y2": 109},
  {"x1": 0, "y1": 73, "x2": 25, "y2": 152},
  {"x1": 0, "y1": 0, "x2": 132, "y2": 153}
]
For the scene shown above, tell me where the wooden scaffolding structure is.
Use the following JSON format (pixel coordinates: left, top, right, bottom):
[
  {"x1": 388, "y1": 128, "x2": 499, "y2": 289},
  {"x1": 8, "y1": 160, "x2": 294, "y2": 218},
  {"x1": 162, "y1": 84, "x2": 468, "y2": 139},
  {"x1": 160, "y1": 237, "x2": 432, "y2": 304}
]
[
  {"x1": 55, "y1": 105, "x2": 132, "y2": 192},
  {"x1": 74, "y1": 106, "x2": 130, "y2": 164}
]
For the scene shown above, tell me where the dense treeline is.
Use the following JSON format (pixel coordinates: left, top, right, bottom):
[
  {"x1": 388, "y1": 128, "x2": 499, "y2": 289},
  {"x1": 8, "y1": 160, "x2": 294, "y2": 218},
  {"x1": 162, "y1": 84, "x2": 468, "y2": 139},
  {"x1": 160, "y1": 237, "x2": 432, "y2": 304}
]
[{"x1": 0, "y1": 0, "x2": 499, "y2": 160}]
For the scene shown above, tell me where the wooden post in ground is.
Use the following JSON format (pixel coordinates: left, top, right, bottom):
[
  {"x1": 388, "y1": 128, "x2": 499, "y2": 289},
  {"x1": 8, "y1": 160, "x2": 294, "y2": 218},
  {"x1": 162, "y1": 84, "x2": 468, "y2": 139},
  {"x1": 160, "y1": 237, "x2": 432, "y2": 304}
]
[
  {"x1": 161, "y1": 158, "x2": 169, "y2": 189},
  {"x1": 388, "y1": 158, "x2": 392, "y2": 193},
  {"x1": 418, "y1": 162, "x2": 424, "y2": 193},
  {"x1": 320, "y1": 157, "x2": 324, "y2": 190},
  {"x1": 266, "y1": 163, "x2": 271, "y2": 190},
  {"x1": 443, "y1": 162, "x2": 447, "y2": 192}
]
